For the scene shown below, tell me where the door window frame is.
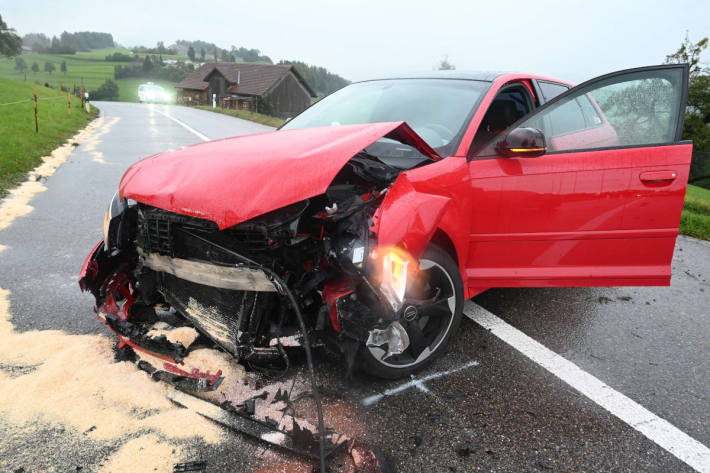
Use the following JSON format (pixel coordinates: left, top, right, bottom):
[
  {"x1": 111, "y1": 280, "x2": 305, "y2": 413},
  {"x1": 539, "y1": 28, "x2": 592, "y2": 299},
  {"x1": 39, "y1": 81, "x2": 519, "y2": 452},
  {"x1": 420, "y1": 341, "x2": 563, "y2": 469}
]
[{"x1": 468, "y1": 64, "x2": 690, "y2": 161}]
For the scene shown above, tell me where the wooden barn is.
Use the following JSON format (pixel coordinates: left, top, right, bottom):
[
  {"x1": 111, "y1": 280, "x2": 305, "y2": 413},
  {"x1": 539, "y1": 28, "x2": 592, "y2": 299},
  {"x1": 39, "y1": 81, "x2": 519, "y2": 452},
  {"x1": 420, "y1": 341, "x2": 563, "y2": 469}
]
[{"x1": 175, "y1": 63, "x2": 315, "y2": 118}]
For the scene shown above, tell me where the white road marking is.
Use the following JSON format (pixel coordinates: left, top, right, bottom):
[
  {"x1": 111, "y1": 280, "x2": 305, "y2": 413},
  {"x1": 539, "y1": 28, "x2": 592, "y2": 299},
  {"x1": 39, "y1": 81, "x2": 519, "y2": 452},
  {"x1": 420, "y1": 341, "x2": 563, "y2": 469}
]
[
  {"x1": 152, "y1": 107, "x2": 210, "y2": 142},
  {"x1": 361, "y1": 360, "x2": 479, "y2": 406},
  {"x1": 464, "y1": 301, "x2": 710, "y2": 473}
]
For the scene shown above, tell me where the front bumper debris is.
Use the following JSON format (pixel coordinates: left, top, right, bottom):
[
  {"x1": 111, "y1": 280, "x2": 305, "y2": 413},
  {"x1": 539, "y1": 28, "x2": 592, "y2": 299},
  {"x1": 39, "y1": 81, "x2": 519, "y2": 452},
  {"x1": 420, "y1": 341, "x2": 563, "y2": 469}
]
[
  {"x1": 168, "y1": 389, "x2": 346, "y2": 458},
  {"x1": 79, "y1": 239, "x2": 356, "y2": 462}
]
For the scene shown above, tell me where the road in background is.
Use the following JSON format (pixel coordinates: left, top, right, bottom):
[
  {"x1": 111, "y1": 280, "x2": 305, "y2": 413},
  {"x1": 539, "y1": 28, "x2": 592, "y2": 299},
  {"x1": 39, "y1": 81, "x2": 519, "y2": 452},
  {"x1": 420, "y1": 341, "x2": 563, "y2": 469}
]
[{"x1": 0, "y1": 102, "x2": 707, "y2": 473}]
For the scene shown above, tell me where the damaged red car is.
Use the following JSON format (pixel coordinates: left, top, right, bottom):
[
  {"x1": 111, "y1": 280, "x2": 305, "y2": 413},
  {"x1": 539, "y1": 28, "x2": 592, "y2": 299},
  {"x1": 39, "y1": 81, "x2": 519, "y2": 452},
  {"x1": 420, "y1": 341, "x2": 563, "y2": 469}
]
[{"x1": 80, "y1": 64, "x2": 691, "y2": 380}]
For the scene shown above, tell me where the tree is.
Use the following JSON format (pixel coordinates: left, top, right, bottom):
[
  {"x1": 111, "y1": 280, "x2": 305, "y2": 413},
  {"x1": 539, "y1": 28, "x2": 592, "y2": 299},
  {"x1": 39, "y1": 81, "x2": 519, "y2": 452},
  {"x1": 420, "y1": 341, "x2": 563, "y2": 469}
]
[
  {"x1": 437, "y1": 55, "x2": 455, "y2": 70},
  {"x1": 31, "y1": 62, "x2": 39, "y2": 73},
  {"x1": 278, "y1": 59, "x2": 349, "y2": 95},
  {"x1": 200, "y1": 47, "x2": 206, "y2": 61},
  {"x1": 14, "y1": 56, "x2": 27, "y2": 72},
  {"x1": 142, "y1": 54, "x2": 153, "y2": 73},
  {"x1": 22, "y1": 33, "x2": 49, "y2": 50},
  {"x1": 46, "y1": 35, "x2": 75, "y2": 54},
  {"x1": 665, "y1": 32, "x2": 708, "y2": 77},
  {"x1": 44, "y1": 61, "x2": 56, "y2": 74},
  {"x1": 187, "y1": 46, "x2": 196, "y2": 61},
  {"x1": 60, "y1": 60, "x2": 67, "y2": 75},
  {"x1": 666, "y1": 34, "x2": 710, "y2": 185},
  {"x1": 0, "y1": 14, "x2": 22, "y2": 57},
  {"x1": 90, "y1": 79, "x2": 119, "y2": 100}
]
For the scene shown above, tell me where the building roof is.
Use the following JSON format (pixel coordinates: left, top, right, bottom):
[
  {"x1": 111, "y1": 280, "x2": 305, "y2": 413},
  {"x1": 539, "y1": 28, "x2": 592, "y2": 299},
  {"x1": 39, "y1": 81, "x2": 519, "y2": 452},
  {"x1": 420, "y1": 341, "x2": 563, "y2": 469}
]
[{"x1": 176, "y1": 62, "x2": 315, "y2": 97}]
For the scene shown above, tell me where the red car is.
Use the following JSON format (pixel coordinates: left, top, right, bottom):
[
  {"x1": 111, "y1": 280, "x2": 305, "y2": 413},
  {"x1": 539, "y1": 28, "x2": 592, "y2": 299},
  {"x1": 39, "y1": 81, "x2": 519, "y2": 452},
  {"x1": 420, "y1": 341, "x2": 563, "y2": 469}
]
[{"x1": 80, "y1": 64, "x2": 691, "y2": 380}]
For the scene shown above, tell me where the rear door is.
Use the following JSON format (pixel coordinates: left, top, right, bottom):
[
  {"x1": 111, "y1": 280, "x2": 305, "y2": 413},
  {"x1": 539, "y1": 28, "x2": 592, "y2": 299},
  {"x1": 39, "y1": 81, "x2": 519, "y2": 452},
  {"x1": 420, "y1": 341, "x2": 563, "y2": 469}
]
[{"x1": 465, "y1": 65, "x2": 691, "y2": 289}]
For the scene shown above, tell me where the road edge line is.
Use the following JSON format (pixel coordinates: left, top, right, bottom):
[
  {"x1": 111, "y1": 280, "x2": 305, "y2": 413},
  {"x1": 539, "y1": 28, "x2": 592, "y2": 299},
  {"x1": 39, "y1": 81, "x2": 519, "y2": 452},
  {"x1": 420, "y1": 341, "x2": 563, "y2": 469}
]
[
  {"x1": 464, "y1": 301, "x2": 710, "y2": 473},
  {"x1": 152, "y1": 107, "x2": 210, "y2": 142}
]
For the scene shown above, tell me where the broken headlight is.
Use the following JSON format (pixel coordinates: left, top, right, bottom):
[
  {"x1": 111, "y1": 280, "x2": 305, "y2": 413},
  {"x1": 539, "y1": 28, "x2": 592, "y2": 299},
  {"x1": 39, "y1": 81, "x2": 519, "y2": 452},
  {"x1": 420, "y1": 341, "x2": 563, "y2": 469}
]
[{"x1": 103, "y1": 191, "x2": 132, "y2": 251}]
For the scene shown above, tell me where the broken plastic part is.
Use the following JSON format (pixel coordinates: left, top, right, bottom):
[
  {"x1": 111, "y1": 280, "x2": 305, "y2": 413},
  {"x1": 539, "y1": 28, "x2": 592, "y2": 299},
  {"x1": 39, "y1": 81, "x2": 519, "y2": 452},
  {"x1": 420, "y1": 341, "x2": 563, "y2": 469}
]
[
  {"x1": 173, "y1": 461, "x2": 207, "y2": 472},
  {"x1": 139, "y1": 250, "x2": 277, "y2": 292},
  {"x1": 366, "y1": 321, "x2": 410, "y2": 359},
  {"x1": 325, "y1": 203, "x2": 338, "y2": 215},
  {"x1": 167, "y1": 389, "x2": 346, "y2": 459},
  {"x1": 352, "y1": 246, "x2": 365, "y2": 265}
]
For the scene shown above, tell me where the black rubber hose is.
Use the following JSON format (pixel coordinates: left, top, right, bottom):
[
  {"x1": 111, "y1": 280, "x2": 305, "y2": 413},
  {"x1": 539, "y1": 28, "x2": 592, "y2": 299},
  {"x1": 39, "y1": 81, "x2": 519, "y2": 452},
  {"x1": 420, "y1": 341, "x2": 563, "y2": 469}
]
[
  {"x1": 177, "y1": 229, "x2": 328, "y2": 471},
  {"x1": 272, "y1": 274, "x2": 328, "y2": 473}
]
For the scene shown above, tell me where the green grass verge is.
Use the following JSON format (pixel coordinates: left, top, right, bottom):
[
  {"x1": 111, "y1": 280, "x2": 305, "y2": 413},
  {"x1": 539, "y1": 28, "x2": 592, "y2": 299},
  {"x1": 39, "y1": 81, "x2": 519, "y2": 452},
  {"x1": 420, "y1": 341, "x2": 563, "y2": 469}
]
[
  {"x1": 194, "y1": 105, "x2": 284, "y2": 127},
  {"x1": 680, "y1": 184, "x2": 710, "y2": 240},
  {"x1": 0, "y1": 78, "x2": 98, "y2": 198}
]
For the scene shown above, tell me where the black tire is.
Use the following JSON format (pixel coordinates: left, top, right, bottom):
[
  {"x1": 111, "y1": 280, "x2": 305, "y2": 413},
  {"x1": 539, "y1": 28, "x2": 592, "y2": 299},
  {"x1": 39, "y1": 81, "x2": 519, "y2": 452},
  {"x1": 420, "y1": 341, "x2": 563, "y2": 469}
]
[{"x1": 359, "y1": 244, "x2": 464, "y2": 379}]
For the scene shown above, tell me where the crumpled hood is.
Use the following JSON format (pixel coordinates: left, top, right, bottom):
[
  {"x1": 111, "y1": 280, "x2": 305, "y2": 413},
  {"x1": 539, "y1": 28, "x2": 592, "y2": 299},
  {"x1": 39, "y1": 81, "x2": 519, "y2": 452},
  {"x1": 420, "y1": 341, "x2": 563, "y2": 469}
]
[{"x1": 120, "y1": 121, "x2": 440, "y2": 229}]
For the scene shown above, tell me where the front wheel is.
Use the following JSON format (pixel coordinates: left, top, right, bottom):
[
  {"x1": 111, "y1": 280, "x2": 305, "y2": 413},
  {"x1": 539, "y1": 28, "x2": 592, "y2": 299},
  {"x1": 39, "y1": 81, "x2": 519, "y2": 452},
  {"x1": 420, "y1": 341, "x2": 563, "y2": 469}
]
[{"x1": 359, "y1": 244, "x2": 464, "y2": 379}]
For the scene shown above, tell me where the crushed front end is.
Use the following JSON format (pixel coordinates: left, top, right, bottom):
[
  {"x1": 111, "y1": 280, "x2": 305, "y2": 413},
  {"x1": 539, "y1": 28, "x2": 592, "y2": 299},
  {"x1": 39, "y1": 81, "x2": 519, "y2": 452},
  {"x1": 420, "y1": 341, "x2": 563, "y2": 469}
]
[{"x1": 79, "y1": 150, "x2": 418, "y2": 379}]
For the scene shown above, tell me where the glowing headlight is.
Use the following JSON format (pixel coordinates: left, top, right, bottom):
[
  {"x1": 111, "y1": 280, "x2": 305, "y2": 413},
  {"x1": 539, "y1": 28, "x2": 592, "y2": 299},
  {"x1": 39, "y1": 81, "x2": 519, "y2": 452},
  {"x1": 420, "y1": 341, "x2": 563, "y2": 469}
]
[{"x1": 379, "y1": 248, "x2": 410, "y2": 311}]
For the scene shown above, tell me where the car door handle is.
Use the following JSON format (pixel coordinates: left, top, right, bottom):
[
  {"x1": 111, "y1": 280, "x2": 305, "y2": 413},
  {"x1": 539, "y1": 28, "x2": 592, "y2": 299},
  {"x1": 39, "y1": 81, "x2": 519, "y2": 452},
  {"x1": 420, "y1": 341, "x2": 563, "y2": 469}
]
[{"x1": 639, "y1": 170, "x2": 677, "y2": 183}]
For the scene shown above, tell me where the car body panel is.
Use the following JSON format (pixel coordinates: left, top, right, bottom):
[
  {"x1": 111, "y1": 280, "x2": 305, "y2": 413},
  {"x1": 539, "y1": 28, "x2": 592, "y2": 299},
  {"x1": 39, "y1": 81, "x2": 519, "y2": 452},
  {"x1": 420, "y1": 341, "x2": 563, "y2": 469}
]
[
  {"x1": 373, "y1": 173, "x2": 451, "y2": 259},
  {"x1": 119, "y1": 121, "x2": 439, "y2": 230},
  {"x1": 464, "y1": 143, "x2": 691, "y2": 288}
]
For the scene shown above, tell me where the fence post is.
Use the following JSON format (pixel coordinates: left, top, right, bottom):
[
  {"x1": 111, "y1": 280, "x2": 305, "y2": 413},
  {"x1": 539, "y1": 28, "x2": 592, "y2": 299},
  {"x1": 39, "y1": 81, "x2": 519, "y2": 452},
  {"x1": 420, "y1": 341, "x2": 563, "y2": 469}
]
[
  {"x1": 67, "y1": 90, "x2": 71, "y2": 116},
  {"x1": 33, "y1": 85, "x2": 38, "y2": 133},
  {"x1": 80, "y1": 86, "x2": 85, "y2": 111}
]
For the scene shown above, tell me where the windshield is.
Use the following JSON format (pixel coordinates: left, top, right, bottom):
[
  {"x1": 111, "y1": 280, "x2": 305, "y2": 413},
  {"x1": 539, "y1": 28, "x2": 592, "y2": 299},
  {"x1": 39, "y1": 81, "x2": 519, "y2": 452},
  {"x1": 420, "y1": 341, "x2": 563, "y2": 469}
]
[{"x1": 281, "y1": 79, "x2": 490, "y2": 161}]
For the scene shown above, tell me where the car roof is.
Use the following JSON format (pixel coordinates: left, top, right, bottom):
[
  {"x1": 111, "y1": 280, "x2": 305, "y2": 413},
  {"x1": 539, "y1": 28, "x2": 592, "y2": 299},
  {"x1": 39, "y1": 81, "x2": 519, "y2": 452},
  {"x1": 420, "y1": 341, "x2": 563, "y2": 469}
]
[
  {"x1": 357, "y1": 70, "x2": 511, "y2": 82},
  {"x1": 355, "y1": 70, "x2": 572, "y2": 86}
]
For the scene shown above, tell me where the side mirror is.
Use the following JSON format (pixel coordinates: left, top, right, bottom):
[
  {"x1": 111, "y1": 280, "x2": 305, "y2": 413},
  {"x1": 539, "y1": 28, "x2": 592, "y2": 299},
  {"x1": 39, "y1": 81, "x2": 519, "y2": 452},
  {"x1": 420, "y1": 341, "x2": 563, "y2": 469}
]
[{"x1": 500, "y1": 127, "x2": 547, "y2": 158}]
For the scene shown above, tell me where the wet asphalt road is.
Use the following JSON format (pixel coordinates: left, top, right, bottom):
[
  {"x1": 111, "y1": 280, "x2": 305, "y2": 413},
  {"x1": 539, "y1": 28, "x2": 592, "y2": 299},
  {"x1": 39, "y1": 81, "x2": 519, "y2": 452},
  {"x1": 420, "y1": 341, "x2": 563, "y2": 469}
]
[{"x1": 0, "y1": 101, "x2": 708, "y2": 472}]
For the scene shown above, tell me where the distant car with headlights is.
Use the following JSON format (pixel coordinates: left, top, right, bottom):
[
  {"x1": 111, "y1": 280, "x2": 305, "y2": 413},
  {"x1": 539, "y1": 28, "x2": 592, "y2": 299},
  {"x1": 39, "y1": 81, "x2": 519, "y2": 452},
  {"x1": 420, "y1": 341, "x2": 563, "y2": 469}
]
[
  {"x1": 80, "y1": 65, "x2": 691, "y2": 381},
  {"x1": 138, "y1": 82, "x2": 170, "y2": 103}
]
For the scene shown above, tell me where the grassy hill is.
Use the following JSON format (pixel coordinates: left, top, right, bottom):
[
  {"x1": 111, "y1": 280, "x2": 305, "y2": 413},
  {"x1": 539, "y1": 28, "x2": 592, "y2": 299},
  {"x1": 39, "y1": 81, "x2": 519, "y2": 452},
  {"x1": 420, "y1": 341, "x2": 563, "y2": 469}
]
[
  {"x1": 0, "y1": 78, "x2": 98, "y2": 198},
  {"x1": 0, "y1": 48, "x2": 182, "y2": 103}
]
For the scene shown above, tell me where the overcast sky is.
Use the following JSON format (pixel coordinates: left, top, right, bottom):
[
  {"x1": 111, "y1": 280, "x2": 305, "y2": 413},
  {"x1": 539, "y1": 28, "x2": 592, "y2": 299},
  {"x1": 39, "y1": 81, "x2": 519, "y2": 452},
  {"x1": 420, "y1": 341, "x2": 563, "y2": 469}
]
[{"x1": 3, "y1": 0, "x2": 710, "y2": 83}]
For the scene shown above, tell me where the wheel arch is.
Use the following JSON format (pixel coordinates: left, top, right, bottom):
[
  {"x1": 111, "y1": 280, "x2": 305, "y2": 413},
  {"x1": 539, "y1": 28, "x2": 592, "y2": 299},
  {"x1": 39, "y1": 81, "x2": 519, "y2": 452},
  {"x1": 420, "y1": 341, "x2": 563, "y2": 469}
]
[{"x1": 429, "y1": 228, "x2": 458, "y2": 269}]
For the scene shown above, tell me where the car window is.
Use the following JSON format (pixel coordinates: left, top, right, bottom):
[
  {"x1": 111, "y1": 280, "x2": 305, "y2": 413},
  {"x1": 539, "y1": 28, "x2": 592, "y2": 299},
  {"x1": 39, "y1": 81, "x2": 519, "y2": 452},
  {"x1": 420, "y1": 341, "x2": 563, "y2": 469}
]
[
  {"x1": 538, "y1": 81, "x2": 569, "y2": 101},
  {"x1": 546, "y1": 95, "x2": 602, "y2": 136},
  {"x1": 477, "y1": 67, "x2": 685, "y2": 155},
  {"x1": 469, "y1": 85, "x2": 533, "y2": 155},
  {"x1": 281, "y1": 79, "x2": 490, "y2": 158}
]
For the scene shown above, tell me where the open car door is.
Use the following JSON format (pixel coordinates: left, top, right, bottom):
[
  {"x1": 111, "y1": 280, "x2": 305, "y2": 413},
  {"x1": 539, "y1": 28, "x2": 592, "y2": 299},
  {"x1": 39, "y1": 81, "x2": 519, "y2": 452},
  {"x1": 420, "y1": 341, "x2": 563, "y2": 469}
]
[{"x1": 466, "y1": 64, "x2": 691, "y2": 289}]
